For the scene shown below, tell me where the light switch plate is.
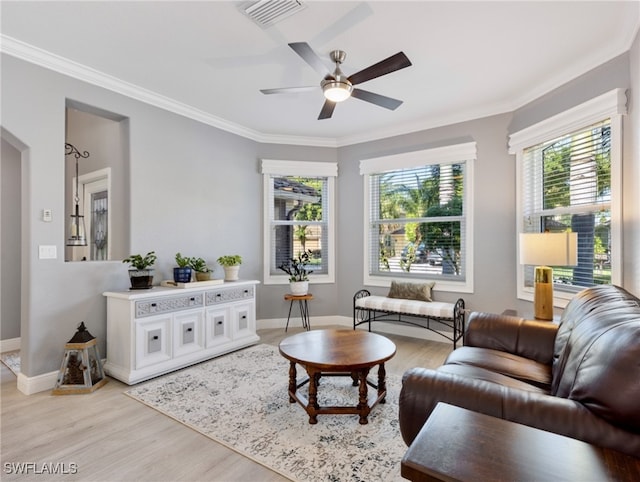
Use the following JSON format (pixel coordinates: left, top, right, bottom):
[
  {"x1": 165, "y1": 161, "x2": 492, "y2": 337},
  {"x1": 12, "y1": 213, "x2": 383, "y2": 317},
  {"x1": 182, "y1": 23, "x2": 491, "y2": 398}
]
[
  {"x1": 39, "y1": 245, "x2": 57, "y2": 259},
  {"x1": 42, "y1": 209, "x2": 53, "y2": 222}
]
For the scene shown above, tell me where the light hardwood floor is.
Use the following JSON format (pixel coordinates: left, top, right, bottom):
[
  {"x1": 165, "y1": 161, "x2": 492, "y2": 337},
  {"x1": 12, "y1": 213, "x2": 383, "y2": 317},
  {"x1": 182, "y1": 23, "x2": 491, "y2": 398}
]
[{"x1": 1, "y1": 326, "x2": 452, "y2": 481}]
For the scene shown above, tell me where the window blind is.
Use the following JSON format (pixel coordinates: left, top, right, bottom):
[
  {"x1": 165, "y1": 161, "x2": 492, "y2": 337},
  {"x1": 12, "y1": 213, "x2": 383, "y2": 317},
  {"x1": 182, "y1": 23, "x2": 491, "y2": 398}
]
[
  {"x1": 522, "y1": 119, "x2": 612, "y2": 287},
  {"x1": 368, "y1": 162, "x2": 466, "y2": 280}
]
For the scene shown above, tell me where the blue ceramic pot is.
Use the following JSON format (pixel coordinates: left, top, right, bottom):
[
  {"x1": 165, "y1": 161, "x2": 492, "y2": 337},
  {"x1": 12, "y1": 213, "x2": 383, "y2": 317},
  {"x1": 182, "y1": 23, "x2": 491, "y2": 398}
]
[{"x1": 173, "y1": 267, "x2": 192, "y2": 283}]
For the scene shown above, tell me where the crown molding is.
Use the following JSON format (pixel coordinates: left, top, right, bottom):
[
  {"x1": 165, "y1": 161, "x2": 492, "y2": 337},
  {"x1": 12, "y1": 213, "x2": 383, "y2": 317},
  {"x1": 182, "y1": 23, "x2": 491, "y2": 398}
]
[
  {"x1": 0, "y1": 35, "x2": 338, "y2": 148},
  {"x1": 3, "y1": 28, "x2": 636, "y2": 149}
]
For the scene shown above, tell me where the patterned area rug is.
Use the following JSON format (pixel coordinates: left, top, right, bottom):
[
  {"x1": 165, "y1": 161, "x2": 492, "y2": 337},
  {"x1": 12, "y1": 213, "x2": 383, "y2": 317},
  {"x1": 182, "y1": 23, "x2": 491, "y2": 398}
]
[
  {"x1": 0, "y1": 350, "x2": 20, "y2": 375},
  {"x1": 126, "y1": 344, "x2": 406, "y2": 482}
]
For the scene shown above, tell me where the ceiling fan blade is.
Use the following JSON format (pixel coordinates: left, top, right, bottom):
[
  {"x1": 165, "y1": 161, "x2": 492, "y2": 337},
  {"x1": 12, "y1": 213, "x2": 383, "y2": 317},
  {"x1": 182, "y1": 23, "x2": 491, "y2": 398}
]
[
  {"x1": 260, "y1": 86, "x2": 318, "y2": 95},
  {"x1": 289, "y1": 42, "x2": 330, "y2": 76},
  {"x1": 318, "y1": 100, "x2": 336, "y2": 120},
  {"x1": 351, "y1": 88, "x2": 403, "y2": 110},
  {"x1": 348, "y1": 52, "x2": 412, "y2": 85}
]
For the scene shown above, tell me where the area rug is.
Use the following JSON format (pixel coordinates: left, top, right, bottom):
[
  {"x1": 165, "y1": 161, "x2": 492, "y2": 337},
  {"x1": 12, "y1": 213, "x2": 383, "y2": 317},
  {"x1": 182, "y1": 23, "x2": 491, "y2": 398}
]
[
  {"x1": 125, "y1": 344, "x2": 406, "y2": 482},
  {"x1": 0, "y1": 350, "x2": 20, "y2": 375}
]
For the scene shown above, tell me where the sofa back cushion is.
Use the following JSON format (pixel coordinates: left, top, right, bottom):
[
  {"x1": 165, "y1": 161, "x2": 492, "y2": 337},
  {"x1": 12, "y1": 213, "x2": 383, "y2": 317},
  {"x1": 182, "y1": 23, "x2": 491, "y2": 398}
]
[{"x1": 552, "y1": 285, "x2": 640, "y2": 431}]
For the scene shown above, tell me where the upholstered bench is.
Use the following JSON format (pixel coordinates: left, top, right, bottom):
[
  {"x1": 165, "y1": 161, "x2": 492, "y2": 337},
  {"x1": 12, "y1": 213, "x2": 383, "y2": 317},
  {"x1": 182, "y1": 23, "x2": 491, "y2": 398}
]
[{"x1": 353, "y1": 282, "x2": 465, "y2": 348}]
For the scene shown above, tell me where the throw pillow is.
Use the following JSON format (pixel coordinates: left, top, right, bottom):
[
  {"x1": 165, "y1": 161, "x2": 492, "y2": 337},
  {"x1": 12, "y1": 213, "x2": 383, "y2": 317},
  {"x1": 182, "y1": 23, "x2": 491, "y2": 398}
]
[{"x1": 387, "y1": 281, "x2": 435, "y2": 302}]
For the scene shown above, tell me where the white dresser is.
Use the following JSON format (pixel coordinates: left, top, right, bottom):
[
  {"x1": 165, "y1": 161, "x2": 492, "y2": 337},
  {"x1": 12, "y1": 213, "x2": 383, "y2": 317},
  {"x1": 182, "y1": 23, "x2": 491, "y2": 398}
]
[{"x1": 103, "y1": 280, "x2": 260, "y2": 384}]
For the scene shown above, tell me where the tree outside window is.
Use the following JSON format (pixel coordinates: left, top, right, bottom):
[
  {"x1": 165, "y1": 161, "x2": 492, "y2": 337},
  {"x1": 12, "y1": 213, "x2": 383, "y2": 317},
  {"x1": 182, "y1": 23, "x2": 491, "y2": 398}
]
[
  {"x1": 526, "y1": 120, "x2": 612, "y2": 289},
  {"x1": 369, "y1": 162, "x2": 466, "y2": 280}
]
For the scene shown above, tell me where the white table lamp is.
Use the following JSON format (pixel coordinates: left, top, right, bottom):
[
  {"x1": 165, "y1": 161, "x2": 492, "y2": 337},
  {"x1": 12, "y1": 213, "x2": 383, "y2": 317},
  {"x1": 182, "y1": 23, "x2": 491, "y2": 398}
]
[{"x1": 519, "y1": 232, "x2": 578, "y2": 320}]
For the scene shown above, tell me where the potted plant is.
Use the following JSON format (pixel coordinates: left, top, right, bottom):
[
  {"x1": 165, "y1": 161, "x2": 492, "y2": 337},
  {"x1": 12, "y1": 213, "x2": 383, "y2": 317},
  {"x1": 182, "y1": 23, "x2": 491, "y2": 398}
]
[
  {"x1": 217, "y1": 255, "x2": 242, "y2": 281},
  {"x1": 278, "y1": 249, "x2": 314, "y2": 295},
  {"x1": 122, "y1": 251, "x2": 156, "y2": 289},
  {"x1": 174, "y1": 252, "x2": 192, "y2": 283},
  {"x1": 189, "y1": 257, "x2": 212, "y2": 281}
]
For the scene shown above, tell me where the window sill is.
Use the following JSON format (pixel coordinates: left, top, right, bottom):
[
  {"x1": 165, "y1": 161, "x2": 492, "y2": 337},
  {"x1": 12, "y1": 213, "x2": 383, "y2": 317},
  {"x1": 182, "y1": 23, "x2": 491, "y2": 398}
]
[{"x1": 364, "y1": 274, "x2": 473, "y2": 294}]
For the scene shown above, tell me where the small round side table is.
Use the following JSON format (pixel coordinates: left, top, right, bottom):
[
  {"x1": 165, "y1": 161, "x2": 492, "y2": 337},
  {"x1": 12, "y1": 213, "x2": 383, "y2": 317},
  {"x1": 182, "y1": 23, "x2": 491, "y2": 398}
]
[{"x1": 284, "y1": 293, "x2": 313, "y2": 331}]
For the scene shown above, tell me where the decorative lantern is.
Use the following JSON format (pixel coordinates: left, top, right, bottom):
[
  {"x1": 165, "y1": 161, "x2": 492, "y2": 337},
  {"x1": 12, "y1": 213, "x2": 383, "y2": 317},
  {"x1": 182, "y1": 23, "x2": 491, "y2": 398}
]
[{"x1": 52, "y1": 322, "x2": 107, "y2": 395}]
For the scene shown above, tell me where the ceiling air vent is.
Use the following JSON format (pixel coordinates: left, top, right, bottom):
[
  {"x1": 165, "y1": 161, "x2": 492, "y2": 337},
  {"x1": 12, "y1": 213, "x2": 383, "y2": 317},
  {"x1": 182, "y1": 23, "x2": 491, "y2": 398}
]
[{"x1": 243, "y1": 0, "x2": 306, "y2": 28}]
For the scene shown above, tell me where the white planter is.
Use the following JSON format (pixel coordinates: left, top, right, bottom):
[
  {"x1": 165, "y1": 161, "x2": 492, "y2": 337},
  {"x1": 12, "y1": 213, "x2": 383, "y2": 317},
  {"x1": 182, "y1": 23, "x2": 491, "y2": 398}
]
[
  {"x1": 290, "y1": 281, "x2": 309, "y2": 296},
  {"x1": 222, "y1": 265, "x2": 240, "y2": 281}
]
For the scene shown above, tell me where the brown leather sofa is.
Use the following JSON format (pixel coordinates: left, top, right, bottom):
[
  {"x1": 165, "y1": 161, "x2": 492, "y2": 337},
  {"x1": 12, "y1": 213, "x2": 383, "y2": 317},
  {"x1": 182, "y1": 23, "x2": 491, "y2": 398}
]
[{"x1": 399, "y1": 284, "x2": 640, "y2": 458}]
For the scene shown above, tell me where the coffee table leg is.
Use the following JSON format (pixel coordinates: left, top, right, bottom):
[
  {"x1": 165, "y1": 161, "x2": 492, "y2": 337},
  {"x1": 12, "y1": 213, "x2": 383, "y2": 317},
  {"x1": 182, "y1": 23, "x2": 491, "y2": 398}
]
[
  {"x1": 378, "y1": 363, "x2": 387, "y2": 403},
  {"x1": 288, "y1": 362, "x2": 297, "y2": 403},
  {"x1": 308, "y1": 369, "x2": 320, "y2": 424},
  {"x1": 357, "y1": 367, "x2": 371, "y2": 425},
  {"x1": 350, "y1": 371, "x2": 358, "y2": 386}
]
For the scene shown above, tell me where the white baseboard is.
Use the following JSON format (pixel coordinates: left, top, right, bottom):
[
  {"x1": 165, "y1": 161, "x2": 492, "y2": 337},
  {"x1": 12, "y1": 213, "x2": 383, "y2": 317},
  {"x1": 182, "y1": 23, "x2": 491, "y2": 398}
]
[
  {"x1": 15, "y1": 358, "x2": 108, "y2": 395},
  {"x1": 17, "y1": 370, "x2": 58, "y2": 395},
  {"x1": 1, "y1": 337, "x2": 21, "y2": 352},
  {"x1": 257, "y1": 315, "x2": 352, "y2": 330},
  {"x1": 257, "y1": 315, "x2": 451, "y2": 344}
]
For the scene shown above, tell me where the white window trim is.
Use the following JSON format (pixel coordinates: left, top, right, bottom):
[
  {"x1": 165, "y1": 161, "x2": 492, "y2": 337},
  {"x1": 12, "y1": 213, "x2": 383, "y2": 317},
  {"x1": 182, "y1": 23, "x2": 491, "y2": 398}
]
[
  {"x1": 360, "y1": 143, "x2": 476, "y2": 293},
  {"x1": 261, "y1": 159, "x2": 337, "y2": 285},
  {"x1": 510, "y1": 88, "x2": 626, "y2": 307}
]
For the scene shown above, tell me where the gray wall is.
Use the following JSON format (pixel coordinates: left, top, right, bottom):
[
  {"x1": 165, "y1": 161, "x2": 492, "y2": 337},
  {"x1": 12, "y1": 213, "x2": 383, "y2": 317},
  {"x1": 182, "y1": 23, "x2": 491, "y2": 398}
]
[
  {"x1": 625, "y1": 31, "x2": 640, "y2": 292},
  {"x1": 509, "y1": 50, "x2": 638, "y2": 297},
  {"x1": 1, "y1": 138, "x2": 22, "y2": 340},
  {"x1": 0, "y1": 54, "x2": 265, "y2": 377},
  {"x1": 1, "y1": 25, "x2": 638, "y2": 378},
  {"x1": 336, "y1": 114, "x2": 516, "y2": 316},
  {"x1": 256, "y1": 143, "x2": 339, "y2": 319}
]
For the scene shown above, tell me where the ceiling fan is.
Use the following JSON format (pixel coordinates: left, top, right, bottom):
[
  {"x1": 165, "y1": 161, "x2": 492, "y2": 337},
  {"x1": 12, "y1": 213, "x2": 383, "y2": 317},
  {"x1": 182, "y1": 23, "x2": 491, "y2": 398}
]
[{"x1": 260, "y1": 42, "x2": 412, "y2": 120}]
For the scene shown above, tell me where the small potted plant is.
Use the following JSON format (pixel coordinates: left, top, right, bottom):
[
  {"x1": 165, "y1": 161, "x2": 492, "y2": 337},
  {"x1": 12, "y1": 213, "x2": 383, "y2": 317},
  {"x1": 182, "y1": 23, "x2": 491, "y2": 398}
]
[
  {"x1": 174, "y1": 252, "x2": 192, "y2": 283},
  {"x1": 189, "y1": 257, "x2": 212, "y2": 281},
  {"x1": 278, "y1": 249, "x2": 314, "y2": 295},
  {"x1": 122, "y1": 251, "x2": 156, "y2": 289},
  {"x1": 217, "y1": 255, "x2": 242, "y2": 281}
]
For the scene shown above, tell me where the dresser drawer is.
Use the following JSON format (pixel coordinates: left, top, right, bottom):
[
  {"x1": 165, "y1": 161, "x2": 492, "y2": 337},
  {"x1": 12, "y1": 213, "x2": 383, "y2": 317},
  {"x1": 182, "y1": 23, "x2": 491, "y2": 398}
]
[
  {"x1": 206, "y1": 286, "x2": 254, "y2": 305},
  {"x1": 135, "y1": 293, "x2": 204, "y2": 318}
]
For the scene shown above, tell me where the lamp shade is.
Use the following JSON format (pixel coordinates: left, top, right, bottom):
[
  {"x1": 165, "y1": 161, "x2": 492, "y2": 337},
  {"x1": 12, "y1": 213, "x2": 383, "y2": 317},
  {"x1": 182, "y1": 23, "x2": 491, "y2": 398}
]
[{"x1": 519, "y1": 232, "x2": 578, "y2": 266}]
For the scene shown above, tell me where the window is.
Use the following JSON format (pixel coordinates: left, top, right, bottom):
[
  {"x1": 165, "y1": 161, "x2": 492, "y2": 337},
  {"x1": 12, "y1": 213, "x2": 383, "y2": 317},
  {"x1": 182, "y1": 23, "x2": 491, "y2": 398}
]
[
  {"x1": 360, "y1": 143, "x2": 476, "y2": 292},
  {"x1": 262, "y1": 160, "x2": 337, "y2": 284},
  {"x1": 510, "y1": 89, "x2": 626, "y2": 304}
]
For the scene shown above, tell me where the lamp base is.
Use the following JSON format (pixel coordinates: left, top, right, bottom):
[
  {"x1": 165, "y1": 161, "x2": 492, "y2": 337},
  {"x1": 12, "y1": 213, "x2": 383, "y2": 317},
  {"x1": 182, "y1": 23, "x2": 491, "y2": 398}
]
[{"x1": 533, "y1": 266, "x2": 554, "y2": 321}]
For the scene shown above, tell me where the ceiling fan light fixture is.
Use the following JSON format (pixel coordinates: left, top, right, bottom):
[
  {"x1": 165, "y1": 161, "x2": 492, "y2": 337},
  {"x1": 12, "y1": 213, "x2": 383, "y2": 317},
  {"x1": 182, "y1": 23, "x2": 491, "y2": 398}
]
[{"x1": 322, "y1": 80, "x2": 353, "y2": 102}]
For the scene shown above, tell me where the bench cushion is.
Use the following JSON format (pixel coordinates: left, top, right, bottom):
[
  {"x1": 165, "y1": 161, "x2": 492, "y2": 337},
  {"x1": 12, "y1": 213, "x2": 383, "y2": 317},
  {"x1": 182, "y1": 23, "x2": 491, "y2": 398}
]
[{"x1": 355, "y1": 295, "x2": 455, "y2": 319}]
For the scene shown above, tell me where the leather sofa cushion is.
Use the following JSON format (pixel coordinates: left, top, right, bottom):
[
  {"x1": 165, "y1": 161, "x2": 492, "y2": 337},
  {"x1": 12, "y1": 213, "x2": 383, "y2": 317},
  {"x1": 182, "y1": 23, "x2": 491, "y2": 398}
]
[
  {"x1": 437, "y1": 364, "x2": 548, "y2": 393},
  {"x1": 465, "y1": 312, "x2": 558, "y2": 364},
  {"x1": 552, "y1": 285, "x2": 640, "y2": 432},
  {"x1": 445, "y1": 346, "x2": 552, "y2": 390}
]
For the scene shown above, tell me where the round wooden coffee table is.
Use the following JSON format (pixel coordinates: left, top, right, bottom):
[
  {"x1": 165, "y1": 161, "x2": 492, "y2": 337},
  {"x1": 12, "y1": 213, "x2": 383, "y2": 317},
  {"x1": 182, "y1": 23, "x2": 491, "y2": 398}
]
[{"x1": 278, "y1": 329, "x2": 396, "y2": 424}]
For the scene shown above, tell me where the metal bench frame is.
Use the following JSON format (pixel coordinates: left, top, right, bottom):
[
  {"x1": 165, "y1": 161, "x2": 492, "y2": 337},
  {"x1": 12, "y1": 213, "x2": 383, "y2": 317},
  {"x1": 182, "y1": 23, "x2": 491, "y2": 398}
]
[{"x1": 353, "y1": 289, "x2": 466, "y2": 348}]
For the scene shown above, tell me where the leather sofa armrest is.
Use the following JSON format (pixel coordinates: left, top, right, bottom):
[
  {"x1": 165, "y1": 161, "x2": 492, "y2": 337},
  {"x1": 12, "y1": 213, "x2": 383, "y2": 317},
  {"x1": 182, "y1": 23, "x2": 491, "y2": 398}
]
[
  {"x1": 399, "y1": 367, "x2": 640, "y2": 457},
  {"x1": 464, "y1": 312, "x2": 558, "y2": 364}
]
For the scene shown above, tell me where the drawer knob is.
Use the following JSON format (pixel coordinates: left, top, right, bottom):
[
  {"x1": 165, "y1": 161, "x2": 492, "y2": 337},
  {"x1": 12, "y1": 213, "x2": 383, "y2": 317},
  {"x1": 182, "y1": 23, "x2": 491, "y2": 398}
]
[
  {"x1": 151, "y1": 303, "x2": 157, "y2": 307},
  {"x1": 186, "y1": 327, "x2": 193, "y2": 332},
  {"x1": 217, "y1": 321, "x2": 223, "y2": 325},
  {"x1": 190, "y1": 297, "x2": 195, "y2": 301},
  {"x1": 152, "y1": 335, "x2": 159, "y2": 340},
  {"x1": 242, "y1": 315, "x2": 247, "y2": 319}
]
